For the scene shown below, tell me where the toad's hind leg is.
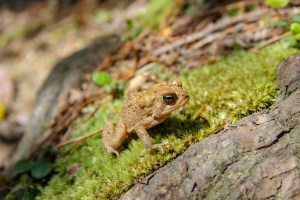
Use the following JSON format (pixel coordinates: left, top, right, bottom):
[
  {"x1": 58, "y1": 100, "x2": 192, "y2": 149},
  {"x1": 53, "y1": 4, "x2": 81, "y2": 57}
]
[{"x1": 101, "y1": 119, "x2": 127, "y2": 156}]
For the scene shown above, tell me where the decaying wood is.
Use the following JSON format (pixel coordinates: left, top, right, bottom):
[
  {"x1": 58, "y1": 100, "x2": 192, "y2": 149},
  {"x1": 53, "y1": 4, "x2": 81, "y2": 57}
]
[{"x1": 119, "y1": 53, "x2": 300, "y2": 199}]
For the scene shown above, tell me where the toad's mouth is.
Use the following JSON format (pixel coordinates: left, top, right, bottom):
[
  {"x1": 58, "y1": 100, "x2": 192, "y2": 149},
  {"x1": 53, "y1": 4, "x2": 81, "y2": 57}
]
[{"x1": 179, "y1": 95, "x2": 190, "y2": 107}]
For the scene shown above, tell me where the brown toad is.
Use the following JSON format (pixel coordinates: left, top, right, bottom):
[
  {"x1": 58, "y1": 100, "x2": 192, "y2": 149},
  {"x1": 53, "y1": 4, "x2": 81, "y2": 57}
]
[{"x1": 101, "y1": 78, "x2": 189, "y2": 156}]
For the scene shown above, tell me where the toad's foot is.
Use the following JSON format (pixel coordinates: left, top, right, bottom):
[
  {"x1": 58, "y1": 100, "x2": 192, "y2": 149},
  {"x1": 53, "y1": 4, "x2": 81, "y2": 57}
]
[
  {"x1": 105, "y1": 145, "x2": 120, "y2": 157},
  {"x1": 141, "y1": 143, "x2": 166, "y2": 155}
]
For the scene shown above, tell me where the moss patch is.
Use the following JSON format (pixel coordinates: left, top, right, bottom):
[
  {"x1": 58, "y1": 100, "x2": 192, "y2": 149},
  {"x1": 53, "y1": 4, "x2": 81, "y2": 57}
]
[{"x1": 38, "y1": 39, "x2": 299, "y2": 200}]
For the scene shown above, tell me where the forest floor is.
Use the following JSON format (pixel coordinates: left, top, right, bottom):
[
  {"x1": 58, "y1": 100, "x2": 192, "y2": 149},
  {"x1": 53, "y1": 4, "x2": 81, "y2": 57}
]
[
  {"x1": 1, "y1": 0, "x2": 300, "y2": 199},
  {"x1": 0, "y1": 0, "x2": 141, "y2": 167}
]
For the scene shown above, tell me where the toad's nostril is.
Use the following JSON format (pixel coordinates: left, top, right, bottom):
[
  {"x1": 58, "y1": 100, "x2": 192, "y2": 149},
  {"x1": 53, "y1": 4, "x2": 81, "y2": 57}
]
[{"x1": 182, "y1": 94, "x2": 189, "y2": 98}]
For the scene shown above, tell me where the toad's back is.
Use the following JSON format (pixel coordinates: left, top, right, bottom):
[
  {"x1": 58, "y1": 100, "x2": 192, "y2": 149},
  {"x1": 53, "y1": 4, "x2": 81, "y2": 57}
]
[{"x1": 119, "y1": 94, "x2": 153, "y2": 131}]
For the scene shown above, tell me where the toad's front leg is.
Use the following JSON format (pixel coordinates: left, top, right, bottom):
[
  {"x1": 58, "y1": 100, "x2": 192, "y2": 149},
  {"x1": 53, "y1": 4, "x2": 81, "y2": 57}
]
[
  {"x1": 101, "y1": 118, "x2": 127, "y2": 156},
  {"x1": 134, "y1": 126, "x2": 165, "y2": 153},
  {"x1": 133, "y1": 115, "x2": 170, "y2": 153}
]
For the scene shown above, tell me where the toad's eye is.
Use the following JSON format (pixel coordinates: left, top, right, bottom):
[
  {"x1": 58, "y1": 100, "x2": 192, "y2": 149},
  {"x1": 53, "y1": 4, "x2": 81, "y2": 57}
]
[{"x1": 163, "y1": 93, "x2": 177, "y2": 104}]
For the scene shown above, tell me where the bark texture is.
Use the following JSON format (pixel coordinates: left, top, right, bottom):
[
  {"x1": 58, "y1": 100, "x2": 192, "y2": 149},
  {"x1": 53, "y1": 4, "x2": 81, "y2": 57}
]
[{"x1": 119, "y1": 53, "x2": 300, "y2": 200}]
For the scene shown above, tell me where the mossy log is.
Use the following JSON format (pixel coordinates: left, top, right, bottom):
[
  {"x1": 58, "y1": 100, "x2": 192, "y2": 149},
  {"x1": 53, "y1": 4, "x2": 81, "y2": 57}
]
[{"x1": 119, "y1": 53, "x2": 300, "y2": 200}]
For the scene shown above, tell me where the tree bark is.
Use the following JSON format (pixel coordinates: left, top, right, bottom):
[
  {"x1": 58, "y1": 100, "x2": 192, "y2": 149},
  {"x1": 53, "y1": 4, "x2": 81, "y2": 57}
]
[{"x1": 119, "y1": 53, "x2": 300, "y2": 200}]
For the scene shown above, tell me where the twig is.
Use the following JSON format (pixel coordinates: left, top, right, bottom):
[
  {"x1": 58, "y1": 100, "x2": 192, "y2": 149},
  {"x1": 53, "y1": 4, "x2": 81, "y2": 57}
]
[
  {"x1": 54, "y1": 95, "x2": 113, "y2": 146},
  {"x1": 56, "y1": 128, "x2": 104, "y2": 148},
  {"x1": 190, "y1": 22, "x2": 245, "y2": 51},
  {"x1": 51, "y1": 94, "x2": 110, "y2": 136},
  {"x1": 177, "y1": 0, "x2": 262, "y2": 34},
  {"x1": 82, "y1": 95, "x2": 113, "y2": 123},
  {"x1": 250, "y1": 31, "x2": 291, "y2": 52},
  {"x1": 63, "y1": 139, "x2": 84, "y2": 155},
  {"x1": 152, "y1": 9, "x2": 269, "y2": 55}
]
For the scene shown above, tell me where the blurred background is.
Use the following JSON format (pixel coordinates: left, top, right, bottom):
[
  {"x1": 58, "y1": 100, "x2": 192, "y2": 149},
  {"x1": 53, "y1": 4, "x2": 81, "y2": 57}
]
[{"x1": 0, "y1": 0, "x2": 144, "y2": 168}]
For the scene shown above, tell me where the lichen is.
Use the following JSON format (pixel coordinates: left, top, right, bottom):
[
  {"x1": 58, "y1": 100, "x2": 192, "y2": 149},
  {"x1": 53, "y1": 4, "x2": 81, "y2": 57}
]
[{"x1": 38, "y1": 39, "x2": 299, "y2": 200}]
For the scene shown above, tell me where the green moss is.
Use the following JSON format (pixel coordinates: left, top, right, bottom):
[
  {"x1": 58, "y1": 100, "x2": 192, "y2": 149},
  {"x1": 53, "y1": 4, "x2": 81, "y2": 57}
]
[{"x1": 38, "y1": 39, "x2": 298, "y2": 200}]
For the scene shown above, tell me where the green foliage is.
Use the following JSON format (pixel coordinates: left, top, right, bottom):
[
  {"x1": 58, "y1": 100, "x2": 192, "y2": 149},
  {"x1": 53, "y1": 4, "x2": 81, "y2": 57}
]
[
  {"x1": 227, "y1": 8, "x2": 240, "y2": 17},
  {"x1": 183, "y1": 0, "x2": 205, "y2": 15},
  {"x1": 291, "y1": 23, "x2": 300, "y2": 40},
  {"x1": 8, "y1": 159, "x2": 54, "y2": 199},
  {"x1": 38, "y1": 40, "x2": 298, "y2": 200},
  {"x1": 272, "y1": 19, "x2": 288, "y2": 27},
  {"x1": 284, "y1": 35, "x2": 298, "y2": 47},
  {"x1": 92, "y1": 71, "x2": 113, "y2": 86},
  {"x1": 264, "y1": 0, "x2": 289, "y2": 8},
  {"x1": 0, "y1": 22, "x2": 44, "y2": 49},
  {"x1": 6, "y1": 174, "x2": 40, "y2": 200},
  {"x1": 14, "y1": 160, "x2": 34, "y2": 175},
  {"x1": 95, "y1": 9, "x2": 110, "y2": 24},
  {"x1": 92, "y1": 71, "x2": 126, "y2": 97},
  {"x1": 185, "y1": 5, "x2": 198, "y2": 15},
  {"x1": 292, "y1": 15, "x2": 300, "y2": 23},
  {"x1": 14, "y1": 159, "x2": 53, "y2": 179},
  {"x1": 137, "y1": 0, "x2": 173, "y2": 29},
  {"x1": 121, "y1": 0, "x2": 174, "y2": 40},
  {"x1": 30, "y1": 160, "x2": 53, "y2": 179}
]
